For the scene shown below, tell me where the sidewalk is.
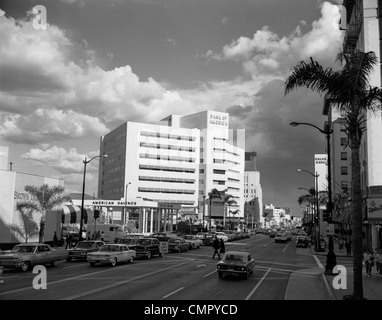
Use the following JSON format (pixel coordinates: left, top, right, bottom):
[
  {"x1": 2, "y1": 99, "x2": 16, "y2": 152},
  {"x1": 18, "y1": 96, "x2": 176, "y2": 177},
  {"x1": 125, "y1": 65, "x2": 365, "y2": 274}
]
[{"x1": 310, "y1": 238, "x2": 382, "y2": 300}]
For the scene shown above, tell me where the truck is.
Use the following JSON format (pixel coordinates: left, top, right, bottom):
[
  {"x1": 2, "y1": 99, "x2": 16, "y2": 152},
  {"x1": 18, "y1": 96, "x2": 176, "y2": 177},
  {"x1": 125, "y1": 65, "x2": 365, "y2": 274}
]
[{"x1": 90, "y1": 223, "x2": 126, "y2": 243}]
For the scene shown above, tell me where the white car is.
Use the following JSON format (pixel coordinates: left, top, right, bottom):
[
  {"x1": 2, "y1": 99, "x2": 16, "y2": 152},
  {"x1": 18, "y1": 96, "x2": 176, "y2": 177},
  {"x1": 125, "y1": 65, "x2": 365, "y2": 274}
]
[
  {"x1": 87, "y1": 244, "x2": 136, "y2": 267},
  {"x1": 274, "y1": 233, "x2": 288, "y2": 243},
  {"x1": 215, "y1": 232, "x2": 229, "y2": 243}
]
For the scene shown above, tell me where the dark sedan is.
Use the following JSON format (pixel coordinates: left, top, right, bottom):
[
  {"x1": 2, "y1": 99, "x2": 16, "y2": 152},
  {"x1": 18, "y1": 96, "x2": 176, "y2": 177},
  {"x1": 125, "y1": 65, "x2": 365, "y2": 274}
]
[
  {"x1": 66, "y1": 240, "x2": 105, "y2": 261},
  {"x1": 168, "y1": 238, "x2": 189, "y2": 253},
  {"x1": 127, "y1": 238, "x2": 162, "y2": 259},
  {"x1": 216, "y1": 250, "x2": 255, "y2": 279}
]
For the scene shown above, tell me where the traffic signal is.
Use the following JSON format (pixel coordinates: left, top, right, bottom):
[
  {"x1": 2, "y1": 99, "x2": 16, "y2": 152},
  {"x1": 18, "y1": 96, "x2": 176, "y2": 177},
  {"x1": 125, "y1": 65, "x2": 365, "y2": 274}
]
[{"x1": 94, "y1": 209, "x2": 100, "y2": 220}]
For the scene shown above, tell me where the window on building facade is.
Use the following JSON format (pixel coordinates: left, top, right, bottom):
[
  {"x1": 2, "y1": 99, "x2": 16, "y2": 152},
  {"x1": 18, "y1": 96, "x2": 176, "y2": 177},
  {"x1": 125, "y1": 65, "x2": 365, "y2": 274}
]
[
  {"x1": 341, "y1": 152, "x2": 347, "y2": 161},
  {"x1": 341, "y1": 166, "x2": 348, "y2": 175},
  {"x1": 340, "y1": 138, "x2": 347, "y2": 146}
]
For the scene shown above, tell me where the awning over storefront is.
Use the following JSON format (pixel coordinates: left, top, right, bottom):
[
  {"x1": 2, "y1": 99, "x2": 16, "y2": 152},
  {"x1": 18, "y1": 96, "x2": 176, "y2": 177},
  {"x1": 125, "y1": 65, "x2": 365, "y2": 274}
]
[{"x1": 59, "y1": 205, "x2": 91, "y2": 224}]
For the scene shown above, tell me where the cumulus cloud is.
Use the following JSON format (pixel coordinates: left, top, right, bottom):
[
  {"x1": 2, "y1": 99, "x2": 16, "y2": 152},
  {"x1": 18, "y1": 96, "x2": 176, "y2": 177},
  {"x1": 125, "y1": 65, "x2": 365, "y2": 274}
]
[
  {"x1": 21, "y1": 145, "x2": 100, "y2": 174},
  {"x1": 0, "y1": 10, "x2": 189, "y2": 143},
  {"x1": 207, "y1": 2, "x2": 343, "y2": 78},
  {"x1": 0, "y1": 109, "x2": 109, "y2": 144}
]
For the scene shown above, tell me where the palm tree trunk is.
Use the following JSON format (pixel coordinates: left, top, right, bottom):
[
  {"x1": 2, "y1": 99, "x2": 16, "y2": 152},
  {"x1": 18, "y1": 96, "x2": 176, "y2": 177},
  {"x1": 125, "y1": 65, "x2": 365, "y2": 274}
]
[
  {"x1": 39, "y1": 219, "x2": 46, "y2": 243},
  {"x1": 351, "y1": 145, "x2": 363, "y2": 299}
]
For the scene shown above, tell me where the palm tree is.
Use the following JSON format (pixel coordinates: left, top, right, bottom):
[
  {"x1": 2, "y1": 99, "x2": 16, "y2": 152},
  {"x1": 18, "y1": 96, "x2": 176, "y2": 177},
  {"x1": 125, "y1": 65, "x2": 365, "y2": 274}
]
[
  {"x1": 16, "y1": 184, "x2": 72, "y2": 243},
  {"x1": 285, "y1": 50, "x2": 382, "y2": 299},
  {"x1": 229, "y1": 209, "x2": 240, "y2": 230},
  {"x1": 208, "y1": 188, "x2": 222, "y2": 233},
  {"x1": 223, "y1": 194, "x2": 237, "y2": 229},
  {"x1": 8, "y1": 206, "x2": 39, "y2": 243}
]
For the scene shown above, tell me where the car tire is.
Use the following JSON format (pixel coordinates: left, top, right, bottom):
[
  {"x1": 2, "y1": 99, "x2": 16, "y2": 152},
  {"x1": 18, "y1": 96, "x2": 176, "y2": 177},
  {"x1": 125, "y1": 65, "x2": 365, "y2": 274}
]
[
  {"x1": 147, "y1": 251, "x2": 152, "y2": 259},
  {"x1": 218, "y1": 271, "x2": 223, "y2": 279},
  {"x1": 20, "y1": 261, "x2": 30, "y2": 272},
  {"x1": 110, "y1": 258, "x2": 117, "y2": 267},
  {"x1": 89, "y1": 262, "x2": 96, "y2": 267},
  {"x1": 51, "y1": 260, "x2": 59, "y2": 267}
]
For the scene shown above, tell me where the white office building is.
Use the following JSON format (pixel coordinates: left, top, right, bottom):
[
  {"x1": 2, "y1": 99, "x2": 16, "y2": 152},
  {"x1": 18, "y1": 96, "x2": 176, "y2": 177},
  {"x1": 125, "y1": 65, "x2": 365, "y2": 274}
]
[{"x1": 98, "y1": 110, "x2": 245, "y2": 230}]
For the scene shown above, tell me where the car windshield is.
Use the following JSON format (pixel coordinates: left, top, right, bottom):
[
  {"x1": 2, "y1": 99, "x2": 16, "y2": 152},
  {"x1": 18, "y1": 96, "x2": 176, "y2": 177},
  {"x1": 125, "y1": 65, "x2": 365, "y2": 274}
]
[
  {"x1": 136, "y1": 239, "x2": 152, "y2": 246},
  {"x1": 12, "y1": 246, "x2": 36, "y2": 253},
  {"x1": 224, "y1": 254, "x2": 244, "y2": 262},
  {"x1": 76, "y1": 242, "x2": 94, "y2": 249},
  {"x1": 183, "y1": 236, "x2": 193, "y2": 240},
  {"x1": 100, "y1": 245, "x2": 119, "y2": 252},
  {"x1": 119, "y1": 238, "x2": 139, "y2": 245}
]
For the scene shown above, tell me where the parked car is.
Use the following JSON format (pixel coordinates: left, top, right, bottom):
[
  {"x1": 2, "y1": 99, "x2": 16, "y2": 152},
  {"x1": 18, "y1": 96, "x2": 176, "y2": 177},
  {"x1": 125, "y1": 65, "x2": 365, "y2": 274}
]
[
  {"x1": 216, "y1": 250, "x2": 255, "y2": 279},
  {"x1": 296, "y1": 236, "x2": 309, "y2": 248},
  {"x1": 116, "y1": 237, "x2": 142, "y2": 246},
  {"x1": 274, "y1": 233, "x2": 288, "y2": 243},
  {"x1": 128, "y1": 238, "x2": 162, "y2": 259},
  {"x1": 0, "y1": 243, "x2": 67, "y2": 272},
  {"x1": 182, "y1": 235, "x2": 202, "y2": 249},
  {"x1": 269, "y1": 230, "x2": 277, "y2": 238},
  {"x1": 201, "y1": 234, "x2": 214, "y2": 246},
  {"x1": 87, "y1": 244, "x2": 136, "y2": 267},
  {"x1": 195, "y1": 232, "x2": 209, "y2": 240},
  {"x1": 168, "y1": 238, "x2": 189, "y2": 253},
  {"x1": 66, "y1": 240, "x2": 104, "y2": 262},
  {"x1": 285, "y1": 232, "x2": 293, "y2": 241},
  {"x1": 215, "y1": 232, "x2": 229, "y2": 243},
  {"x1": 150, "y1": 232, "x2": 176, "y2": 242}
]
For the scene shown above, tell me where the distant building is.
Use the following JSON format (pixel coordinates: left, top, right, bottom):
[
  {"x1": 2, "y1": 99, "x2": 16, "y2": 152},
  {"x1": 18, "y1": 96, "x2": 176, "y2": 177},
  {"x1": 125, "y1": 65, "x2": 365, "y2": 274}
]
[{"x1": 244, "y1": 151, "x2": 263, "y2": 228}]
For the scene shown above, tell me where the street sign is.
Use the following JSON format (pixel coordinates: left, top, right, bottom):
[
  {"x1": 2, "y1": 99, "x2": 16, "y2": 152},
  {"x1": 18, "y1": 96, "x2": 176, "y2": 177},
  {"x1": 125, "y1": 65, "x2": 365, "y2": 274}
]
[{"x1": 159, "y1": 241, "x2": 169, "y2": 254}]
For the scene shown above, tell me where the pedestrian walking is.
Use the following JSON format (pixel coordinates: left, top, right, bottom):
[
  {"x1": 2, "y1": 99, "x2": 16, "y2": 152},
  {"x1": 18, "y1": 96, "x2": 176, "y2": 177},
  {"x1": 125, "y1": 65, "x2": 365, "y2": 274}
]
[
  {"x1": 338, "y1": 238, "x2": 344, "y2": 253},
  {"x1": 378, "y1": 250, "x2": 382, "y2": 277},
  {"x1": 375, "y1": 249, "x2": 381, "y2": 275},
  {"x1": 53, "y1": 231, "x2": 58, "y2": 247},
  {"x1": 363, "y1": 249, "x2": 374, "y2": 277},
  {"x1": 212, "y1": 236, "x2": 221, "y2": 259},
  {"x1": 65, "y1": 234, "x2": 71, "y2": 249},
  {"x1": 219, "y1": 238, "x2": 225, "y2": 256}
]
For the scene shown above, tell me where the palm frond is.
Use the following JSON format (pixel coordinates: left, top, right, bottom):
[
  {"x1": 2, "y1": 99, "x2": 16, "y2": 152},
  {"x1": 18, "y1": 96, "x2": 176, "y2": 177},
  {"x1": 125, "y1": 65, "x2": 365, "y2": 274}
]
[{"x1": 284, "y1": 57, "x2": 337, "y2": 95}]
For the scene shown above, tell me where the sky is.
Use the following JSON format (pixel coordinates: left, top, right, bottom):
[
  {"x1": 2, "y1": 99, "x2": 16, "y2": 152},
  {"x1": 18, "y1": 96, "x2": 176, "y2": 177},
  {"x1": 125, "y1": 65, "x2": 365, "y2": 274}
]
[{"x1": 0, "y1": 0, "x2": 345, "y2": 217}]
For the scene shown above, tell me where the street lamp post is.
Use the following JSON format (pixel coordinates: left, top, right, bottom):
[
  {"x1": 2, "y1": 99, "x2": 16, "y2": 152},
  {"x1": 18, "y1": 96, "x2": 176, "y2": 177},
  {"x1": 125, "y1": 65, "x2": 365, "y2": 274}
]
[
  {"x1": 290, "y1": 121, "x2": 334, "y2": 217},
  {"x1": 297, "y1": 168, "x2": 320, "y2": 251},
  {"x1": 79, "y1": 154, "x2": 108, "y2": 240}
]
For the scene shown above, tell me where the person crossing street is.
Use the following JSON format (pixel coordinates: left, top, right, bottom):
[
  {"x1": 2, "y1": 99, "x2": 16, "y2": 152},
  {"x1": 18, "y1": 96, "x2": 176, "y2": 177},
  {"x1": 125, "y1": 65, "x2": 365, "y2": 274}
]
[{"x1": 212, "y1": 236, "x2": 221, "y2": 259}]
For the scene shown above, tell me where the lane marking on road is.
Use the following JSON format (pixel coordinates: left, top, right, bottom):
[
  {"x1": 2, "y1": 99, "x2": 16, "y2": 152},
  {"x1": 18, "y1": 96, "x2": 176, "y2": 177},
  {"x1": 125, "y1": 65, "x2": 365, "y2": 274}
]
[
  {"x1": 161, "y1": 287, "x2": 185, "y2": 299},
  {"x1": 0, "y1": 260, "x2": 189, "y2": 297},
  {"x1": 313, "y1": 254, "x2": 324, "y2": 269},
  {"x1": 282, "y1": 243, "x2": 291, "y2": 253},
  {"x1": 4, "y1": 274, "x2": 20, "y2": 279},
  {"x1": 203, "y1": 270, "x2": 217, "y2": 278},
  {"x1": 245, "y1": 268, "x2": 271, "y2": 300},
  {"x1": 62, "y1": 260, "x2": 190, "y2": 300},
  {"x1": 259, "y1": 241, "x2": 273, "y2": 247}
]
